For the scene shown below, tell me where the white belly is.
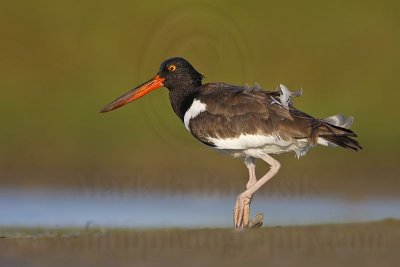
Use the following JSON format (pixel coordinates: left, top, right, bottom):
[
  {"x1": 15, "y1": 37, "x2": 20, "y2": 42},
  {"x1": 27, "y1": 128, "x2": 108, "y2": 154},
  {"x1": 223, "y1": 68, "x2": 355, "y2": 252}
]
[{"x1": 208, "y1": 134, "x2": 312, "y2": 158}]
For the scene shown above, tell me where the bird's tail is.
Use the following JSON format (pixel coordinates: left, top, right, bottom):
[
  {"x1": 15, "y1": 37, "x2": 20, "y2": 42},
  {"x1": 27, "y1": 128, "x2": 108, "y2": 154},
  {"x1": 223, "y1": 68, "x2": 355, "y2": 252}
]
[{"x1": 313, "y1": 114, "x2": 362, "y2": 151}]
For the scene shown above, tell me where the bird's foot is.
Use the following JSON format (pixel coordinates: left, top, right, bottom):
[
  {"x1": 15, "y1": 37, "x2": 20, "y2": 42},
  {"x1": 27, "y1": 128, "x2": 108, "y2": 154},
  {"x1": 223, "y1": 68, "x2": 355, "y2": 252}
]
[
  {"x1": 234, "y1": 193, "x2": 253, "y2": 229},
  {"x1": 248, "y1": 213, "x2": 263, "y2": 228},
  {"x1": 234, "y1": 194, "x2": 250, "y2": 228}
]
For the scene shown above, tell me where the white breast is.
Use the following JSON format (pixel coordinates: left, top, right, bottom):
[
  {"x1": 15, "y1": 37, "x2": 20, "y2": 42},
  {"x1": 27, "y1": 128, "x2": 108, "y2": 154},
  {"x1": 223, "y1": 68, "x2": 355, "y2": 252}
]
[
  {"x1": 208, "y1": 134, "x2": 288, "y2": 150},
  {"x1": 208, "y1": 134, "x2": 311, "y2": 158},
  {"x1": 183, "y1": 99, "x2": 207, "y2": 131}
]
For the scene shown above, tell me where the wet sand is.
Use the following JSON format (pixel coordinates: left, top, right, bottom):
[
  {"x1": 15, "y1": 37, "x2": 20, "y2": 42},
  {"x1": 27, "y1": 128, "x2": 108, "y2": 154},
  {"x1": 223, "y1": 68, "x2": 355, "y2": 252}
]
[{"x1": 1, "y1": 219, "x2": 399, "y2": 267}]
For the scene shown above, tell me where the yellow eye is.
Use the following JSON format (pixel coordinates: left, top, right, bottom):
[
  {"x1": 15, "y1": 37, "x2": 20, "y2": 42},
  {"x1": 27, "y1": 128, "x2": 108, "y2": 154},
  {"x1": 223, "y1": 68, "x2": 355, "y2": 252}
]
[{"x1": 167, "y1": 65, "x2": 176, "y2": 71}]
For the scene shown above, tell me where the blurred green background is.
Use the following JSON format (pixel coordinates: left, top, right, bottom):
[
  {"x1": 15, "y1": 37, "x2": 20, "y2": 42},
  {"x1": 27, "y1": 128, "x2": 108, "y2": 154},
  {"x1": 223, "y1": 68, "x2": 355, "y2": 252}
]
[{"x1": 0, "y1": 0, "x2": 399, "y2": 195}]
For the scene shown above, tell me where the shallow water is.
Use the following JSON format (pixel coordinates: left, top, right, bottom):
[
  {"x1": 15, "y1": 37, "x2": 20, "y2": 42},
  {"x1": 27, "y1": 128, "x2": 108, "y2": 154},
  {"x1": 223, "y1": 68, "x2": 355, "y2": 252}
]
[{"x1": 1, "y1": 188, "x2": 399, "y2": 228}]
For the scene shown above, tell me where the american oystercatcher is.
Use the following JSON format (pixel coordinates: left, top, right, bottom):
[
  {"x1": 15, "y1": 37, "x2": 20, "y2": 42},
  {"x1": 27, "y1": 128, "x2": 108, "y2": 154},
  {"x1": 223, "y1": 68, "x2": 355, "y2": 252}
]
[{"x1": 100, "y1": 57, "x2": 362, "y2": 229}]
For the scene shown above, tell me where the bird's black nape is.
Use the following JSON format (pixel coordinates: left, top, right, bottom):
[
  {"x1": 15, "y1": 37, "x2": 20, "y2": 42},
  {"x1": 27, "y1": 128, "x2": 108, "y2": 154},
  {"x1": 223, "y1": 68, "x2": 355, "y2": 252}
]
[{"x1": 158, "y1": 57, "x2": 204, "y2": 91}]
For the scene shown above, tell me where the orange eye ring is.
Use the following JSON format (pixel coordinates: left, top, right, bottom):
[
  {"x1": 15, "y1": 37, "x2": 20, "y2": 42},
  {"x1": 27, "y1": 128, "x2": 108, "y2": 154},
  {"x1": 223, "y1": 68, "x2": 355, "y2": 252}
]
[{"x1": 167, "y1": 65, "x2": 176, "y2": 71}]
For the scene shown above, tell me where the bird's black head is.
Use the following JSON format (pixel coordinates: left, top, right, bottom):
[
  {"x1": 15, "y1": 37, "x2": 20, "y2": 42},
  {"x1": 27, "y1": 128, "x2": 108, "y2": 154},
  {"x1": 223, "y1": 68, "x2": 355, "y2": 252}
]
[
  {"x1": 99, "y1": 57, "x2": 203, "y2": 113},
  {"x1": 158, "y1": 57, "x2": 204, "y2": 90}
]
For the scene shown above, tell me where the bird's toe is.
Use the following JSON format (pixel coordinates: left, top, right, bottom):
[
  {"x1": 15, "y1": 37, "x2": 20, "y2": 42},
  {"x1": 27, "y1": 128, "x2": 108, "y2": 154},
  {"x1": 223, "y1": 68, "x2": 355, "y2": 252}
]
[
  {"x1": 233, "y1": 193, "x2": 253, "y2": 229},
  {"x1": 247, "y1": 213, "x2": 264, "y2": 228}
]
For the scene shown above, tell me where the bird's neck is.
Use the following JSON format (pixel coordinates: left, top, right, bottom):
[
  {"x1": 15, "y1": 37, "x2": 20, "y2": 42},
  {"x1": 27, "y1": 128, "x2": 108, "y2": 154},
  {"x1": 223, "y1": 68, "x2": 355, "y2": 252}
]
[{"x1": 168, "y1": 84, "x2": 201, "y2": 121}]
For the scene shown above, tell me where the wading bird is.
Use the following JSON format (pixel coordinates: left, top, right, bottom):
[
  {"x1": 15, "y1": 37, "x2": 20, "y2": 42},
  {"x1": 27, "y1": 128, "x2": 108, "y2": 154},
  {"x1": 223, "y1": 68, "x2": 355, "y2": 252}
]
[{"x1": 100, "y1": 57, "x2": 362, "y2": 229}]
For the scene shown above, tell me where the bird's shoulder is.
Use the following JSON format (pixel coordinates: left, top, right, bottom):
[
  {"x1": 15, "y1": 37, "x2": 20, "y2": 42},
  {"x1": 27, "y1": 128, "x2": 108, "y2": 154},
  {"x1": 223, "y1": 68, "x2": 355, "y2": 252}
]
[
  {"x1": 199, "y1": 82, "x2": 278, "y2": 95},
  {"x1": 195, "y1": 82, "x2": 289, "y2": 118}
]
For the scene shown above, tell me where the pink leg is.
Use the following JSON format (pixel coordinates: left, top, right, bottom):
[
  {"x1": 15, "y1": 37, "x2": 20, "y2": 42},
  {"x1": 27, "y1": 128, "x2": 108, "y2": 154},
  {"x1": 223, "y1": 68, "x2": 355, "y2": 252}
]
[
  {"x1": 234, "y1": 154, "x2": 281, "y2": 229},
  {"x1": 245, "y1": 157, "x2": 257, "y2": 189}
]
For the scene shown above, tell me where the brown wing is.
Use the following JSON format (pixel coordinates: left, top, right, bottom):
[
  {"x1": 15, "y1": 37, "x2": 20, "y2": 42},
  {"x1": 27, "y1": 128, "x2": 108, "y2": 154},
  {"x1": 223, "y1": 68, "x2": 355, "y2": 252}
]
[
  {"x1": 188, "y1": 83, "x2": 309, "y2": 141},
  {"x1": 188, "y1": 83, "x2": 361, "y2": 150}
]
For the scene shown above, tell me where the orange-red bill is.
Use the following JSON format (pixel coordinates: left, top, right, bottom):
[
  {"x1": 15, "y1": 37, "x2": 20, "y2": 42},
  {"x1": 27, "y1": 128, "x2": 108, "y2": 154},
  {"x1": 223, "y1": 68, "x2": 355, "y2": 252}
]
[{"x1": 100, "y1": 75, "x2": 165, "y2": 113}]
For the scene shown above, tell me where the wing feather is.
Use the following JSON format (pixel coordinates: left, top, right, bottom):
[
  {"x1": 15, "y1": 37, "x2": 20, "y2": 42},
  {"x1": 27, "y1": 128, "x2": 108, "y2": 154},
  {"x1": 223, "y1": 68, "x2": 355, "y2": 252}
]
[{"x1": 187, "y1": 83, "x2": 315, "y2": 145}]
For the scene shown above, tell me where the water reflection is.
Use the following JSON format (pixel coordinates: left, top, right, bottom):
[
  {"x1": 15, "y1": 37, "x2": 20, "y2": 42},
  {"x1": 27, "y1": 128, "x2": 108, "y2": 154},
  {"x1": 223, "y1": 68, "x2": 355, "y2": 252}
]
[{"x1": 1, "y1": 188, "x2": 399, "y2": 228}]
